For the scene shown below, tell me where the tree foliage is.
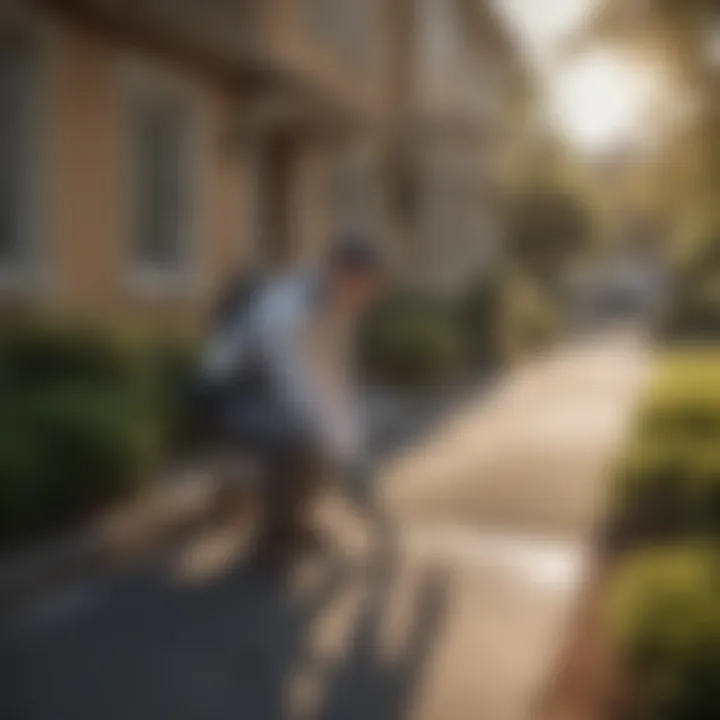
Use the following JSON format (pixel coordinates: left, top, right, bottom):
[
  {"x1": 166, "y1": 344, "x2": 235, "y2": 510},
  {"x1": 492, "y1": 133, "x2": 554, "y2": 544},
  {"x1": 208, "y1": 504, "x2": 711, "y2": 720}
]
[
  {"x1": 579, "y1": 0, "x2": 720, "y2": 240},
  {"x1": 506, "y1": 187, "x2": 593, "y2": 274}
]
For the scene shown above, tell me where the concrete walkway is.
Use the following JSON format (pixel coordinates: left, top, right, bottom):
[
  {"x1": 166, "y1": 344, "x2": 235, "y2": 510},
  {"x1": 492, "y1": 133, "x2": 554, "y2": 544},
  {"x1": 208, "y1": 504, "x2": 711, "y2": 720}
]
[{"x1": 0, "y1": 332, "x2": 649, "y2": 720}]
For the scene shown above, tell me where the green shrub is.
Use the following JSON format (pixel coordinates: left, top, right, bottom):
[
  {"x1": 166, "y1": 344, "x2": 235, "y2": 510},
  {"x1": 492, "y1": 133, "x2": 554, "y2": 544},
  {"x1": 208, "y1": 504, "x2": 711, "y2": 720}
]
[
  {"x1": 614, "y1": 440, "x2": 720, "y2": 540},
  {"x1": 135, "y1": 337, "x2": 199, "y2": 448},
  {"x1": 0, "y1": 322, "x2": 133, "y2": 388},
  {"x1": 607, "y1": 355, "x2": 720, "y2": 718},
  {"x1": 498, "y1": 273, "x2": 560, "y2": 364},
  {"x1": 664, "y1": 234, "x2": 720, "y2": 342},
  {"x1": 0, "y1": 417, "x2": 44, "y2": 541},
  {"x1": 608, "y1": 546, "x2": 720, "y2": 719},
  {"x1": 506, "y1": 187, "x2": 593, "y2": 276},
  {"x1": 641, "y1": 355, "x2": 720, "y2": 438},
  {"x1": 361, "y1": 292, "x2": 468, "y2": 389},
  {"x1": 458, "y1": 271, "x2": 503, "y2": 367},
  {"x1": 613, "y1": 354, "x2": 720, "y2": 540},
  {"x1": 32, "y1": 385, "x2": 157, "y2": 516},
  {"x1": 0, "y1": 322, "x2": 197, "y2": 545},
  {"x1": 665, "y1": 287, "x2": 720, "y2": 342}
]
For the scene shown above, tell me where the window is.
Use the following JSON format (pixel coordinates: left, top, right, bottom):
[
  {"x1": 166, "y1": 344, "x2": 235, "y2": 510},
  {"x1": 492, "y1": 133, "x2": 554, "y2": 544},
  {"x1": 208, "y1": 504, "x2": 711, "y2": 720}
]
[
  {"x1": 127, "y1": 73, "x2": 196, "y2": 286},
  {"x1": 0, "y1": 34, "x2": 37, "y2": 273}
]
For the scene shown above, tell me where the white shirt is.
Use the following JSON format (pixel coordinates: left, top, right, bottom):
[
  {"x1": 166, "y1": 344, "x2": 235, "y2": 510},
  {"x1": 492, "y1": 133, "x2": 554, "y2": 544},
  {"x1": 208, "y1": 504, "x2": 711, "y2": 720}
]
[{"x1": 202, "y1": 271, "x2": 363, "y2": 465}]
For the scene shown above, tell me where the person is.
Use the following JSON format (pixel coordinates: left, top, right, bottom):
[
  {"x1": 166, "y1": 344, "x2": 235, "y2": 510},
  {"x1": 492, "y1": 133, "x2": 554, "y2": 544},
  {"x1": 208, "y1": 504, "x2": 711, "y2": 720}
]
[{"x1": 199, "y1": 237, "x2": 384, "y2": 568}]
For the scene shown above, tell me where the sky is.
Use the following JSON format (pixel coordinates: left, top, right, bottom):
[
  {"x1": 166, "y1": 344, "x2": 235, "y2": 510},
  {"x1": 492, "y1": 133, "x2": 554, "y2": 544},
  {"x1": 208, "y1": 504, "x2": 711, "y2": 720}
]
[
  {"x1": 493, "y1": 0, "x2": 600, "y2": 71},
  {"x1": 493, "y1": 0, "x2": 667, "y2": 156}
]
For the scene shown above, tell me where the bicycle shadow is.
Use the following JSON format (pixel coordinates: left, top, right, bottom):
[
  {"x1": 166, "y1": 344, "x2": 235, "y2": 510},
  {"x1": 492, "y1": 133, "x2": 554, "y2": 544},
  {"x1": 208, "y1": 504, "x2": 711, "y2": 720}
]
[{"x1": 0, "y1": 523, "x2": 450, "y2": 720}]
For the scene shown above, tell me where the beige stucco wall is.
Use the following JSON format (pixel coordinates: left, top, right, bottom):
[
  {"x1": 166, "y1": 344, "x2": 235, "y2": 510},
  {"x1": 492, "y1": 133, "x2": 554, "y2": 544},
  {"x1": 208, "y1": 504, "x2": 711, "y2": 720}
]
[
  {"x1": 292, "y1": 142, "x2": 334, "y2": 264},
  {"x1": 0, "y1": 5, "x2": 386, "y2": 332},
  {"x1": 2, "y1": 12, "x2": 253, "y2": 334},
  {"x1": 267, "y1": 0, "x2": 386, "y2": 122},
  {"x1": 47, "y1": 20, "x2": 124, "y2": 318}
]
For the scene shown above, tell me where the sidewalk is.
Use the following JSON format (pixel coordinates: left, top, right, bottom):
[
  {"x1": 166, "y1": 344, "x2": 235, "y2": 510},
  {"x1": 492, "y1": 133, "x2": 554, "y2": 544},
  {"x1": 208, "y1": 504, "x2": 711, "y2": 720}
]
[{"x1": 372, "y1": 331, "x2": 649, "y2": 719}]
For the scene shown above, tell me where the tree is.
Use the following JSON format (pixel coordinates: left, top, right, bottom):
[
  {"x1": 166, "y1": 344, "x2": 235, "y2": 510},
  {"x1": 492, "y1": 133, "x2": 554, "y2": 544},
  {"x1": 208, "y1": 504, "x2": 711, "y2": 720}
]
[
  {"x1": 573, "y1": 0, "x2": 720, "y2": 247},
  {"x1": 506, "y1": 187, "x2": 593, "y2": 277}
]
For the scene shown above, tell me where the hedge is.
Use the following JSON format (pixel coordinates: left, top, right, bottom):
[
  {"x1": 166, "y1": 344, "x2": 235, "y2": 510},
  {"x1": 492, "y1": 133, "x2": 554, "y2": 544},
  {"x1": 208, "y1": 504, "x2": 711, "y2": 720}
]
[
  {"x1": 607, "y1": 353, "x2": 720, "y2": 718},
  {"x1": 608, "y1": 546, "x2": 720, "y2": 720},
  {"x1": 359, "y1": 272, "x2": 558, "y2": 389},
  {"x1": 497, "y1": 272, "x2": 560, "y2": 364},
  {"x1": 457, "y1": 271, "x2": 504, "y2": 367},
  {"x1": 0, "y1": 322, "x2": 198, "y2": 546},
  {"x1": 612, "y1": 354, "x2": 720, "y2": 541},
  {"x1": 360, "y1": 291, "x2": 469, "y2": 389},
  {"x1": 664, "y1": 233, "x2": 720, "y2": 342}
]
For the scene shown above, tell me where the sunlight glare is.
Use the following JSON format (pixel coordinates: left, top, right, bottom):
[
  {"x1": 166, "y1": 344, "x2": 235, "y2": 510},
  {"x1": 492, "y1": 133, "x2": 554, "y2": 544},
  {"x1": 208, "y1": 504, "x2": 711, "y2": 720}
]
[{"x1": 548, "y1": 49, "x2": 661, "y2": 155}]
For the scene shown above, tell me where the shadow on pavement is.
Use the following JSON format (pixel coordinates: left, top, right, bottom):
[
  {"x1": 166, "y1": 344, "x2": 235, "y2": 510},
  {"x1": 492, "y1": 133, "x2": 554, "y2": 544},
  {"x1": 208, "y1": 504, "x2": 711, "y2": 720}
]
[{"x1": 0, "y1": 528, "x2": 449, "y2": 720}]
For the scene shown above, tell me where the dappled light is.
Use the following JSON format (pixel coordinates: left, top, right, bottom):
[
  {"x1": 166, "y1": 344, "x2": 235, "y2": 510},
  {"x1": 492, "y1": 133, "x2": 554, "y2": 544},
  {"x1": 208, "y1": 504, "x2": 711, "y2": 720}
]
[{"x1": 1, "y1": 0, "x2": 720, "y2": 718}]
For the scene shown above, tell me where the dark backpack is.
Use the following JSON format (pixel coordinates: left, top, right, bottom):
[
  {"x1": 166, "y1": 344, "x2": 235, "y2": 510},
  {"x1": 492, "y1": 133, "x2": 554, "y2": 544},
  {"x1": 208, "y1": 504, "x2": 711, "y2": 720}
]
[
  {"x1": 191, "y1": 270, "x2": 266, "y2": 439},
  {"x1": 212, "y1": 270, "x2": 265, "y2": 336}
]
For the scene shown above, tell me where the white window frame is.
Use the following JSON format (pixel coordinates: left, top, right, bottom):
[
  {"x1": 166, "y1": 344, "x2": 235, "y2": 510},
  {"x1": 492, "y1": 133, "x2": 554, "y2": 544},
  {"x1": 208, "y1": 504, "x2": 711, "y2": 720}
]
[
  {"x1": 0, "y1": 5, "x2": 50, "y2": 294},
  {"x1": 121, "y1": 56, "x2": 204, "y2": 297}
]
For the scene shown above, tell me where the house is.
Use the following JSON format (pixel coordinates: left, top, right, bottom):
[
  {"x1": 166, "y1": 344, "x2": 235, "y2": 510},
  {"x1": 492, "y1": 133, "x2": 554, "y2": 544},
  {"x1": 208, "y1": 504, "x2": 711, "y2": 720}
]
[
  {"x1": 386, "y1": 0, "x2": 525, "y2": 294},
  {"x1": 0, "y1": 0, "x2": 525, "y2": 332},
  {"x1": 0, "y1": 0, "x2": 387, "y2": 333}
]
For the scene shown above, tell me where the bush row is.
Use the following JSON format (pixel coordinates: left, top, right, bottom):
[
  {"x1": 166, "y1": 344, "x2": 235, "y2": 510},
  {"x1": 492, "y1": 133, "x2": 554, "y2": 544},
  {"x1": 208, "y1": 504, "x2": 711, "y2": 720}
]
[
  {"x1": 663, "y1": 233, "x2": 720, "y2": 342},
  {"x1": 0, "y1": 323, "x2": 197, "y2": 546},
  {"x1": 360, "y1": 291, "x2": 470, "y2": 389},
  {"x1": 608, "y1": 545, "x2": 720, "y2": 720},
  {"x1": 360, "y1": 270, "x2": 559, "y2": 389},
  {"x1": 607, "y1": 354, "x2": 720, "y2": 719},
  {"x1": 612, "y1": 354, "x2": 720, "y2": 541}
]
